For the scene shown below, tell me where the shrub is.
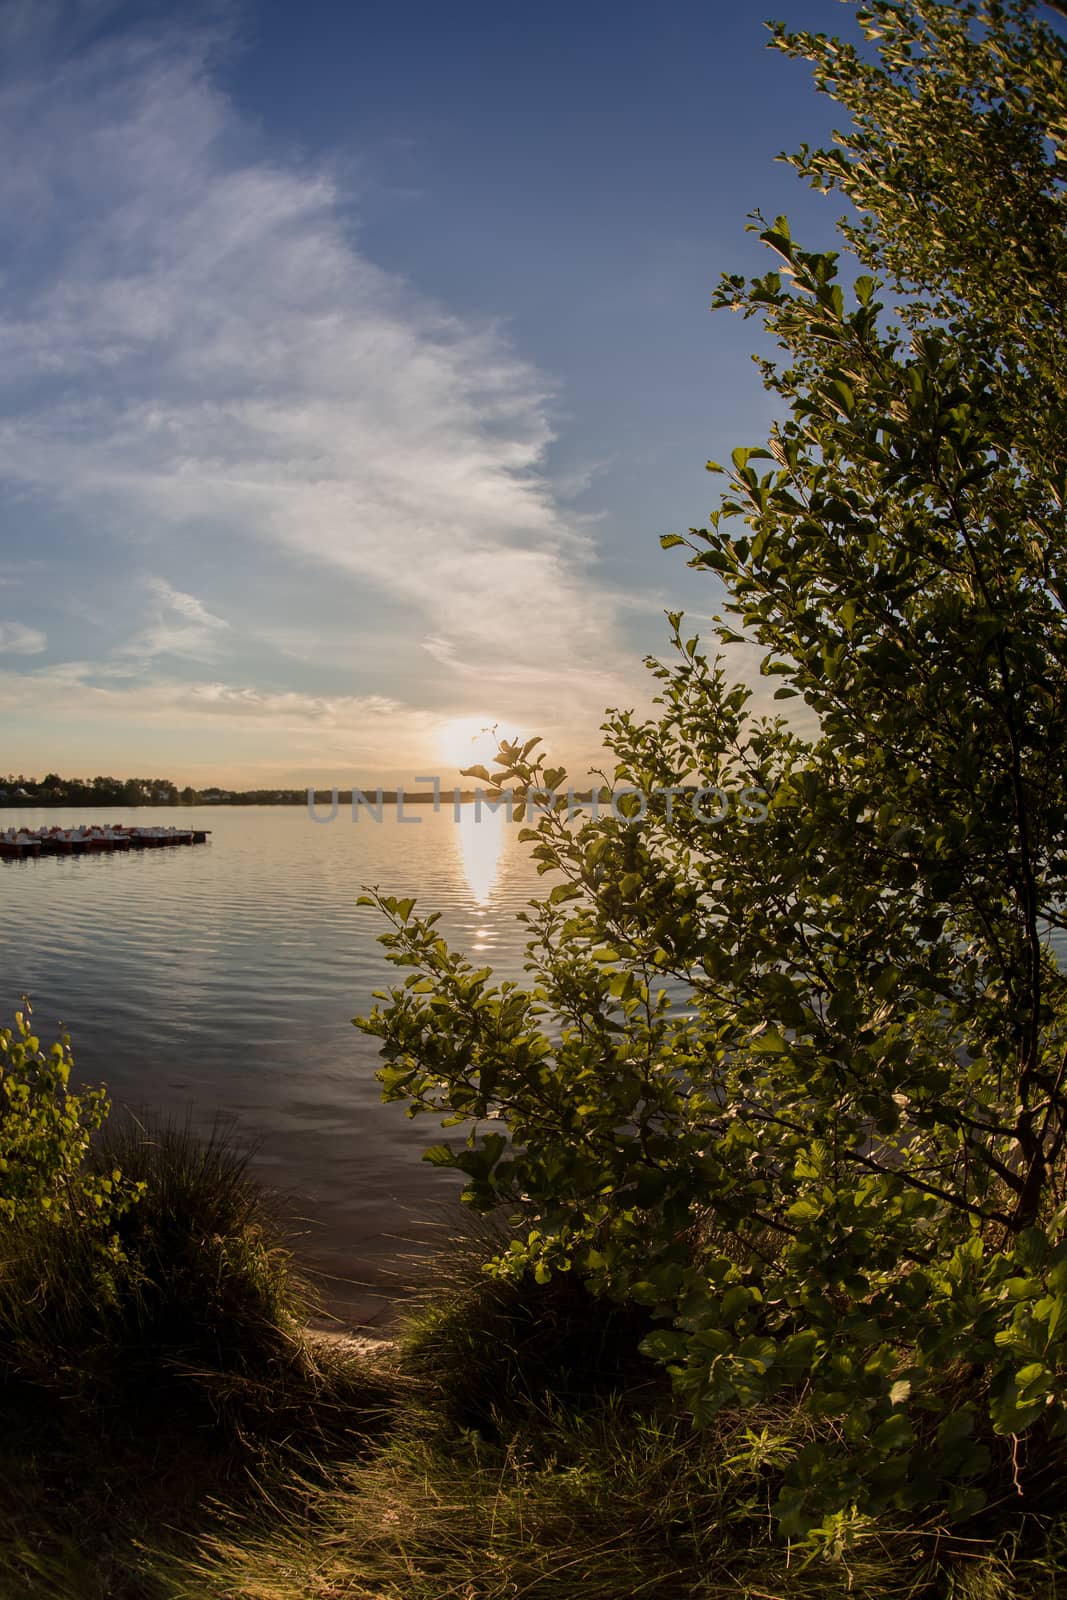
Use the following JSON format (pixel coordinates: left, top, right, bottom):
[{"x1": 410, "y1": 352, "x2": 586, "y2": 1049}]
[{"x1": 0, "y1": 1001, "x2": 140, "y2": 1230}]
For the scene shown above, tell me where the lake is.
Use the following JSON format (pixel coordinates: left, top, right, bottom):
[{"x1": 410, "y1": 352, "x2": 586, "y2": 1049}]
[{"x1": 0, "y1": 802, "x2": 546, "y2": 1328}]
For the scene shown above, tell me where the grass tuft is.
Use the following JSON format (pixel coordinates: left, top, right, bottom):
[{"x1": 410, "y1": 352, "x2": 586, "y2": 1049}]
[{"x1": 393, "y1": 1214, "x2": 665, "y2": 1435}]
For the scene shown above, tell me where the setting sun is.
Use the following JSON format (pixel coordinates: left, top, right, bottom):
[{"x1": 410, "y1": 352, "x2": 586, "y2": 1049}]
[{"x1": 436, "y1": 717, "x2": 507, "y2": 776}]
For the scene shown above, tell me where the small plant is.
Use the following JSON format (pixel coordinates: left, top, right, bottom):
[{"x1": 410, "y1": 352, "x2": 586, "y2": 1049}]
[{"x1": 0, "y1": 1000, "x2": 141, "y2": 1231}]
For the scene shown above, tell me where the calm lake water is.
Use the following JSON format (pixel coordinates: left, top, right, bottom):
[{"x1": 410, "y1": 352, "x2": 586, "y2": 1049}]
[{"x1": 0, "y1": 803, "x2": 547, "y2": 1327}]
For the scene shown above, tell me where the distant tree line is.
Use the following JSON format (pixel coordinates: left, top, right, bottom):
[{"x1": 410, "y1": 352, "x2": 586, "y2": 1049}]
[
  {"x1": 0, "y1": 775, "x2": 615, "y2": 808},
  {"x1": 0, "y1": 774, "x2": 306, "y2": 806},
  {"x1": 0, "y1": 774, "x2": 187, "y2": 806}
]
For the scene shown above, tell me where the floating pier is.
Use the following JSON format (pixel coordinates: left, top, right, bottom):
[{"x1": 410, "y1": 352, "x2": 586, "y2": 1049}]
[{"x1": 0, "y1": 824, "x2": 211, "y2": 861}]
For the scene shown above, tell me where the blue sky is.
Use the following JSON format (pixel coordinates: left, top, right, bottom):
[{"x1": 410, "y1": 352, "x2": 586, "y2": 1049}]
[{"x1": 0, "y1": 0, "x2": 854, "y2": 786}]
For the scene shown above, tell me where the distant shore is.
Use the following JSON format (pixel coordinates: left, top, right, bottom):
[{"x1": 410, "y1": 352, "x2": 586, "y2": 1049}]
[
  {"x1": 0, "y1": 789, "x2": 610, "y2": 808},
  {"x1": 2, "y1": 791, "x2": 499, "y2": 807}
]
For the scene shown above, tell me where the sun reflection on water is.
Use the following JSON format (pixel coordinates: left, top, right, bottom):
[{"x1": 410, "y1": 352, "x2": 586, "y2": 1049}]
[{"x1": 454, "y1": 801, "x2": 506, "y2": 909}]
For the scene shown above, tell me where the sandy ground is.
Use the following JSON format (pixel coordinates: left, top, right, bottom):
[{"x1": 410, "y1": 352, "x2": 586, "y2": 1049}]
[{"x1": 304, "y1": 1325, "x2": 397, "y2": 1361}]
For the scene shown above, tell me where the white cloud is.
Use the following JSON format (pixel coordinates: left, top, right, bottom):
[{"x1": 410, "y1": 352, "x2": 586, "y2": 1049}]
[
  {"x1": 0, "y1": 621, "x2": 46, "y2": 655},
  {"x1": 120, "y1": 577, "x2": 229, "y2": 662},
  {"x1": 0, "y1": 5, "x2": 637, "y2": 769}
]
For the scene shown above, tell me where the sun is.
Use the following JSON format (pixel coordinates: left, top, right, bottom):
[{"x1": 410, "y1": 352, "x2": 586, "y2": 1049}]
[{"x1": 436, "y1": 716, "x2": 504, "y2": 776}]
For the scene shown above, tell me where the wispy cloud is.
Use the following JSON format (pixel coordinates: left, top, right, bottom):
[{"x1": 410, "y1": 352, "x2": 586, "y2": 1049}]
[
  {"x1": 0, "y1": 658, "x2": 433, "y2": 779},
  {"x1": 0, "y1": 3, "x2": 637, "y2": 773},
  {"x1": 0, "y1": 621, "x2": 46, "y2": 655},
  {"x1": 119, "y1": 578, "x2": 229, "y2": 662}
]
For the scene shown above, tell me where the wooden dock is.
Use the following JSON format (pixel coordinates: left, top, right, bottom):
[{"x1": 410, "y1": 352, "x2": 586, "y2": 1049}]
[{"x1": 0, "y1": 825, "x2": 211, "y2": 861}]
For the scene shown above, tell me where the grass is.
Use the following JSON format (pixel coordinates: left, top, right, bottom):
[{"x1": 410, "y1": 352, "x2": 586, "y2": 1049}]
[
  {"x1": 2, "y1": 1136, "x2": 1067, "y2": 1599},
  {"x1": 11, "y1": 1392, "x2": 1067, "y2": 1600},
  {"x1": 0, "y1": 1117, "x2": 400, "y2": 1599},
  {"x1": 391, "y1": 1213, "x2": 665, "y2": 1433},
  {"x1": 174, "y1": 1230, "x2": 1067, "y2": 1600}
]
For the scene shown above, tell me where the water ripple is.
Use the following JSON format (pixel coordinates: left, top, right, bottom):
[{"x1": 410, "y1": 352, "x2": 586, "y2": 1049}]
[{"x1": 0, "y1": 804, "x2": 544, "y2": 1322}]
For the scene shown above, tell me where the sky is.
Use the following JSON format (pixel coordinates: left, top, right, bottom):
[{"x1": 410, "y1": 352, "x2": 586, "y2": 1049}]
[{"x1": 0, "y1": 0, "x2": 857, "y2": 788}]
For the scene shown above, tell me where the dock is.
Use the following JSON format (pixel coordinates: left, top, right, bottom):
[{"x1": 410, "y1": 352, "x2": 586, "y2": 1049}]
[{"x1": 0, "y1": 825, "x2": 211, "y2": 861}]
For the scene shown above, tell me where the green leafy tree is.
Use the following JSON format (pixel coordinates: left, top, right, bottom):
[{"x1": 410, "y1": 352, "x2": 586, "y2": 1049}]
[{"x1": 358, "y1": 0, "x2": 1067, "y2": 1539}]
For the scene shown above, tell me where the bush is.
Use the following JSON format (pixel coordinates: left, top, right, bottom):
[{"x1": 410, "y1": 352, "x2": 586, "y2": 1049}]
[
  {"x1": 0, "y1": 1115, "x2": 332, "y2": 1413},
  {"x1": 0, "y1": 1001, "x2": 140, "y2": 1229}
]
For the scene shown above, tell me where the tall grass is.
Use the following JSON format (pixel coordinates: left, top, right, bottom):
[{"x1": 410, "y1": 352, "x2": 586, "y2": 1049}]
[
  {"x1": 393, "y1": 1213, "x2": 665, "y2": 1434},
  {"x1": 0, "y1": 1117, "x2": 399, "y2": 1599}
]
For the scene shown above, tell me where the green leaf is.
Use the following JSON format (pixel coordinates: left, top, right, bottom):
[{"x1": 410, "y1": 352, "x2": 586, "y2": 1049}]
[
  {"x1": 829, "y1": 378, "x2": 855, "y2": 415},
  {"x1": 639, "y1": 1329, "x2": 689, "y2": 1363},
  {"x1": 871, "y1": 1412, "x2": 913, "y2": 1452},
  {"x1": 749, "y1": 1030, "x2": 789, "y2": 1054}
]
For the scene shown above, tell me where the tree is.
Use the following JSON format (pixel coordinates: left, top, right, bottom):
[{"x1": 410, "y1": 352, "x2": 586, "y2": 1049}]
[{"x1": 357, "y1": 0, "x2": 1067, "y2": 1540}]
